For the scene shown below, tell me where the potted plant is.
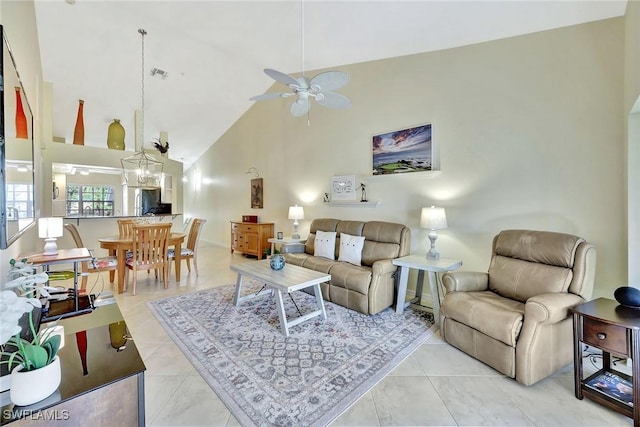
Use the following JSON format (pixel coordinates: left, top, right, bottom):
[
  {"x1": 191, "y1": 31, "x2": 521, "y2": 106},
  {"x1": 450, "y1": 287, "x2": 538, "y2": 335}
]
[{"x1": 0, "y1": 259, "x2": 63, "y2": 406}]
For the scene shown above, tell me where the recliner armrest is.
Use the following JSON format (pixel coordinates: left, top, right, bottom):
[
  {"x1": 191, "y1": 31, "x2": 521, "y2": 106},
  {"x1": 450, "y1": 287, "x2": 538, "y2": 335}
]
[
  {"x1": 442, "y1": 271, "x2": 489, "y2": 293},
  {"x1": 372, "y1": 259, "x2": 396, "y2": 276},
  {"x1": 525, "y1": 293, "x2": 585, "y2": 324}
]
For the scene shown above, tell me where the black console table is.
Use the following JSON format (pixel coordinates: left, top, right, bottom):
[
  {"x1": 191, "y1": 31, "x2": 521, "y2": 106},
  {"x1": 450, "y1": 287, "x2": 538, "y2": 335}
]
[{"x1": 0, "y1": 298, "x2": 146, "y2": 426}]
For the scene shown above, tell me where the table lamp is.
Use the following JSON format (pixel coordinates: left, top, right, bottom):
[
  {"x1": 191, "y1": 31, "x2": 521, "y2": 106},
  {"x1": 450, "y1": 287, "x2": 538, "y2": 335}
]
[
  {"x1": 39, "y1": 217, "x2": 64, "y2": 255},
  {"x1": 288, "y1": 205, "x2": 304, "y2": 239},
  {"x1": 420, "y1": 206, "x2": 448, "y2": 260}
]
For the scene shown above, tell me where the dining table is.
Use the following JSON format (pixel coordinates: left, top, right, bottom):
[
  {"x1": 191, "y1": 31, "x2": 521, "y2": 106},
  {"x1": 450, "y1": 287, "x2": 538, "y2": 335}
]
[{"x1": 98, "y1": 232, "x2": 186, "y2": 294}]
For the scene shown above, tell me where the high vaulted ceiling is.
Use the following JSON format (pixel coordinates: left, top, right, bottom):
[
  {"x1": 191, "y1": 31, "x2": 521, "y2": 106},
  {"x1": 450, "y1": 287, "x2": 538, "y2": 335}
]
[{"x1": 34, "y1": 1, "x2": 627, "y2": 169}]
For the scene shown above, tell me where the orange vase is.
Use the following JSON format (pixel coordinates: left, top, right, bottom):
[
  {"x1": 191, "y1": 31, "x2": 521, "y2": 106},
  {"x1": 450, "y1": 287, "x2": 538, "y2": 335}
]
[
  {"x1": 73, "y1": 99, "x2": 85, "y2": 145},
  {"x1": 15, "y1": 87, "x2": 28, "y2": 139}
]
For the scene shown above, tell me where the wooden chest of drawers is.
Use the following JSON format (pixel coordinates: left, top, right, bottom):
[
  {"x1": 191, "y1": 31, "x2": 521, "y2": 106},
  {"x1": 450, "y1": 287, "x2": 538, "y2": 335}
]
[{"x1": 230, "y1": 221, "x2": 274, "y2": 260}]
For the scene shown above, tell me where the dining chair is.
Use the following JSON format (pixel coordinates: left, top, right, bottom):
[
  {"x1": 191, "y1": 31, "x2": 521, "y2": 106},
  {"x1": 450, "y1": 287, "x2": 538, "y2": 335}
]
[
  {"x1": 64, "y1": 223, "x2": 117, "y2": 290},
  {"x1": 168, "y1": 218, "x2": 206, "y2": 278},
  {"x1": 117, "y1": 219, "x2": 135, "y2": 238},
  {"x1": 125, "y1": 223, "x2": 172, "y2": 295}
]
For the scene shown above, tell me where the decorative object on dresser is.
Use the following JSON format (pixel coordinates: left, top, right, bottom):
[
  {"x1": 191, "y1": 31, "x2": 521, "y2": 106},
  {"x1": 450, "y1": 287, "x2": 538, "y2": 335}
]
[
  {"x1": 572, "y1": 298, "x2": 640, "y2": 425},
  {"x1": 288, "y1": 205, "x2": 304, "y2": 239},
  {"x1": 283, "y1": 218, "x2": 410, "y2": 315},
  {"x1": 72, "y1": 99, "x2": 85, "y2": 145},
  {"x1": 38, "y1": 217, "x2": 64, "y2": 256},
  {"x1": 440, "y1": 229, "x2": 596, "y2": 386},
  {"x1": 242, "y1": 215, "x2": 258, "y2": 223},
  {"x1": 230, "y1": 220, "x2": 274, "y2": 260},
  {"x1": 420, "y1": 205, "x2": 448, "y2": 260}
]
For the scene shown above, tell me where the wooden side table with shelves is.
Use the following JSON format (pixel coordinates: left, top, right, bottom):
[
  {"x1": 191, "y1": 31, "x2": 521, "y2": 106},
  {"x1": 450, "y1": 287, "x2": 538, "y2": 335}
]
[
  {"x1": 572, "y1": 297, "x2": 640, "y2": 426},
  {"x1": 230, "y1": 221, "x2": 274, "y2": 260}
]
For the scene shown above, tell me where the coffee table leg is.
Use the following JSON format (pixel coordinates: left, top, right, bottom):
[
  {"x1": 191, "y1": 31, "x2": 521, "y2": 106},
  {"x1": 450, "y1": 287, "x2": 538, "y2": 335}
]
[
  {"x1": 313, "y1": 284, "x2": 327, "y2": 320},
  {"x1": 274, "y1": 289, "x2": 289, "y2": 337},
  {"x1": 233, "y1": 274, "x2": 244, "y2": 306}
]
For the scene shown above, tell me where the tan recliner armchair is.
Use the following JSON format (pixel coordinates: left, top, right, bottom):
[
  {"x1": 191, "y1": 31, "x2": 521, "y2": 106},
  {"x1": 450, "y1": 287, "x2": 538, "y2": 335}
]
[{"x1": 440, "y1": 229, "x2": 596, "y2": 386}]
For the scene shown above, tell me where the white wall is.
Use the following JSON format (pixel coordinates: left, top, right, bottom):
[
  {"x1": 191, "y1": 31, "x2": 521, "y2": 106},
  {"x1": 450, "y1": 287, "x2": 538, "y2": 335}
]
[{"x1": 185, "y1": 17, "x2": 625, "y2": 298}]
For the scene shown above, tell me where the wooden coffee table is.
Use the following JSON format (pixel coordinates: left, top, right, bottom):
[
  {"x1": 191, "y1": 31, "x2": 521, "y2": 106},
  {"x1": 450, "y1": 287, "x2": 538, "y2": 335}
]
[{"x1": 230, "y1": 260, "x2": 330, "y2": 336}]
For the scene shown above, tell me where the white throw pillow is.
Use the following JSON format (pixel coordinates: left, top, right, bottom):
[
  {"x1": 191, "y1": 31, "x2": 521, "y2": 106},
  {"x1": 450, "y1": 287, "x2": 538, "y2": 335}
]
[
  {"x1": 314, "y1": 231, "x2": 336, "y2": 260},
  {"x1": 338, "y1": 233, "x2": 365, "y2": 266}
]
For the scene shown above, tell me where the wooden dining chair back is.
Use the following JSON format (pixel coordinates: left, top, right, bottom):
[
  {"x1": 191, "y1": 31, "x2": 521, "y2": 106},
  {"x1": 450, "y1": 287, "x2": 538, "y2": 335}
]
[
  {"x1": 118, "y1": 219, "x2": 135, "y2": 239},
  {"x1": 168, "y1": 218, "x2": 207, "y2": 278},
  {"x1": 125, "y1": 223, "x2": 172, "y2": 295},
  {"x1": 64, "y1": 223, "x2": 117, "y2": 290}
]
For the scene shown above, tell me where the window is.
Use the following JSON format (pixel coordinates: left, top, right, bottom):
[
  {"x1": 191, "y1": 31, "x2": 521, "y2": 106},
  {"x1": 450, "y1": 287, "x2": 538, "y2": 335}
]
[
  {"x1": 66, "y1": 185, "x2": 115, "y2": 217},
  {"x1": 6, "y1": 183, "x2": 34, "y2": 220}
]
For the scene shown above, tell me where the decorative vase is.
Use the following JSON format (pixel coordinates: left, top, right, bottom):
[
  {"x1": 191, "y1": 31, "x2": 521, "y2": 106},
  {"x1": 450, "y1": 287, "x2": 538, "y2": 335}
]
[
  {"x1": 107, "y1": 119, "x2": 125, "y2": 150},
  {"x1": 14, "y1": 87, "x2": 28, "y2": 139},
  {"x1": 73, "y1": 99, "x2": 85, "y2": 145},
  {"x1": 270, "y1": 254, "x2": 286, "y2": 271},
  {"x1": 10, "y1": 356, "x2": 61, "y2": 406},
  {"x1": 614, "y1": 286, "x2": 640, "y2": 308}
]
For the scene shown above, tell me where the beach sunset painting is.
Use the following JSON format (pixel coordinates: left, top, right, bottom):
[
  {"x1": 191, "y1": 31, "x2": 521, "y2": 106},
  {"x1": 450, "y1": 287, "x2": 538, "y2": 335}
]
[{"x1": 372, "y1": 124, "x2": 432, "y2": 175}]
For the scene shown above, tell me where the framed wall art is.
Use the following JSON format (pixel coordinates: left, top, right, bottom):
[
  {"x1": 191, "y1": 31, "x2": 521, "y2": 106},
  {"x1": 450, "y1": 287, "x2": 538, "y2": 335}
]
[
  {"x1": 251, "y1": 178, "x2": 263, "y2": 208},
  {"x1": 372, "y1": 123, "x2": 432, "y2": 175},
  {"x1": 331, "y1": 175, "x2": 356, "y2": 201}
]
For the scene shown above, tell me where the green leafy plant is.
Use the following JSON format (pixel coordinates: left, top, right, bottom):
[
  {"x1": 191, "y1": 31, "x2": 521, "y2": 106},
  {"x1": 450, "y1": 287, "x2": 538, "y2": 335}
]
[
  {"x1": 0, "y1": 259, "x2": 61, "y2": 372},
  {"x1": 0, "y1": 310, "x2": 60, "y2": 371}
]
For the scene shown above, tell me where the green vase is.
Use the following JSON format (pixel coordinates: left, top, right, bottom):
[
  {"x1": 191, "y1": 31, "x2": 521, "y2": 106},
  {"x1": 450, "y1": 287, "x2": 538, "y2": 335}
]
[{"x1": 107, "y1": 119, "x2": 125, "y2": 150}]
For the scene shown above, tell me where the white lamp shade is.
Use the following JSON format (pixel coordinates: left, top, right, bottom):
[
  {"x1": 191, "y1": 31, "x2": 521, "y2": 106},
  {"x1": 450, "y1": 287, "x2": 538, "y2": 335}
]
[
  {"x1": 288, "y1": 205, "x2": 304, "y2": 220},
  {"x1": 38, "y1": 217, "x2": 64, "y2": 239},
  {"x1": 420, "y1": 206, "x2": 448, "y2": 230}
]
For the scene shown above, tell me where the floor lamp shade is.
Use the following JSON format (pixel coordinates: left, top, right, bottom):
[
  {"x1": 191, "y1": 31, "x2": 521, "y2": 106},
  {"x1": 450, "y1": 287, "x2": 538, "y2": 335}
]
[{"x1": 39, "y1": 217, "x2": 64, "y2": 255}]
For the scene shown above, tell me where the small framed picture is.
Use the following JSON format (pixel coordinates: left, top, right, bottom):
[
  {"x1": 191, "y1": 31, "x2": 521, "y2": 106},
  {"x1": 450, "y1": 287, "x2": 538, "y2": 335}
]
[
  {"x1": 251, "y1": 178, "x2": 263, "y2": 209},
  {"x1": 331, "y1": 175, "x2": 356, "y2": 201},
  {"x1": 277, "y1": 232, "x2": 283, "y2": 239}
]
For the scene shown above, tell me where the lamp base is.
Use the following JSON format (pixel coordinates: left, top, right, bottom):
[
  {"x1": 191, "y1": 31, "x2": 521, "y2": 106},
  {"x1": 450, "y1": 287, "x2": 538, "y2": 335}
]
[
  {"x1": 426, "y1": 250, "x2": 440, "y2": 260},
  {"x1": 43, "y1": 238, "x2": 58, "y2": 256},
  {"x1": 291, "y1": 233, "x2": 301, "y2": 239}
]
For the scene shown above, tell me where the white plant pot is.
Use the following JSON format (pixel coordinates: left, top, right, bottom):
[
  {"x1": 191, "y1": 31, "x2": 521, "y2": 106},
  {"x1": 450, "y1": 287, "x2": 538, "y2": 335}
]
[{"x1": 10, "y1": 356, "x2": 61, "y2": 406}]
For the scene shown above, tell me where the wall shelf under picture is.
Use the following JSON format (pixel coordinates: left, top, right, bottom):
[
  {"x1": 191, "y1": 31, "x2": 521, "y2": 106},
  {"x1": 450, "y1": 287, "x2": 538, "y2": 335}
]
[{"x1": 327, "y1": 201, "x2": 380, "y2": 208}]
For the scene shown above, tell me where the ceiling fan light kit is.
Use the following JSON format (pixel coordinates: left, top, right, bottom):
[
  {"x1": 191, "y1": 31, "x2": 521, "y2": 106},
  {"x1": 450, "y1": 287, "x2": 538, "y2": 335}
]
[{"x1": 250, "y1": 69, "x2": 351, "y2": 117}]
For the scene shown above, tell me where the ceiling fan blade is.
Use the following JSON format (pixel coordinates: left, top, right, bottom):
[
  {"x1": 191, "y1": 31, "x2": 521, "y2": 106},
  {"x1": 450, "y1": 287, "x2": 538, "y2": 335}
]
[
  {"x1": 264, "y1": 68, "x2": 300, "y2": 87},
  {"x1": 310, "y1": 71, "x2": 349, "y2": 91},
  {"x1": 249, "y1": 92, "x2": 288, "y2": 101},
  {"x1": 290, "y1": 98, "x2": 310, "y2": 117},
  {"x1": 316, "y1": 91, "x2": 352, "y2": 109}
]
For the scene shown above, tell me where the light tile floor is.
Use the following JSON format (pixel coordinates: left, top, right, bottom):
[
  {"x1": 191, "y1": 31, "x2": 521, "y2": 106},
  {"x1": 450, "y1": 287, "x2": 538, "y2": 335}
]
[{"x1": 82, "y1": 242, "x2": 633, "y2": 427}]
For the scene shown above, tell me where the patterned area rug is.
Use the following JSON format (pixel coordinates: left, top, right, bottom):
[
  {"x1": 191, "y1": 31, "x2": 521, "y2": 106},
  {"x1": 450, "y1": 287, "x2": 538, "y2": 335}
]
[{"x1": 148, "y1": 281, "x2": 435, "y2": 427}]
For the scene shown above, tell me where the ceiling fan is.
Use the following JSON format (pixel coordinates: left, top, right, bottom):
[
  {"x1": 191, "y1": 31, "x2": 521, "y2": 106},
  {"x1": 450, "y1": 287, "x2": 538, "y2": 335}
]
[
  {"x1": 249, "y1": 0, "x2": 351, "y2": 117},
  {"x1": 250, "y1": 68, "x2": 351, "y2": 117}
]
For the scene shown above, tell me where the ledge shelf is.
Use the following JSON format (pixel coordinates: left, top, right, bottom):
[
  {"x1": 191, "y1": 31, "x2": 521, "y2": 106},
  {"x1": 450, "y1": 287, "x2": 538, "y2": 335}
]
[{"x1": 326, "y1": 201, "x2": 381, "y2": 208}]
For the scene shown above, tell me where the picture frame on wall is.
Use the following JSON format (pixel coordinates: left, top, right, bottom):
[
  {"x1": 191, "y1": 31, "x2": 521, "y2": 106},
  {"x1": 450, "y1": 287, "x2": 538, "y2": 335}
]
[
  {"x1": 331, "y1": 175, "x2": 357, "y2": 201},
  {"x1": 372, "y1": 123, "x2": 432, "y2": 175},
  {"x1": 251, "y1": 178, "x2": 263, "y2": 208}
]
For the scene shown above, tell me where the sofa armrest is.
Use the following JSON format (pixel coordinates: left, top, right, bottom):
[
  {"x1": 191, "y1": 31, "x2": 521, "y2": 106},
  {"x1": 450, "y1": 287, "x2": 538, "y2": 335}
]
[
  {"x1": 372, "y1": 259, "x2": 397, "y2": 276},
  {"x1": 525, "y1": 293, "x2": 586, "y2": 324},
  {"x1": 442, "y1": 271, "x2": 489, "y2": 293}
]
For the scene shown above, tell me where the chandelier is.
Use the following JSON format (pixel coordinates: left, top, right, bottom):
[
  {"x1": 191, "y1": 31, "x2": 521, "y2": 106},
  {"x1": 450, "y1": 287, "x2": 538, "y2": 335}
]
[{"x1": 121, "y1": 28, "x2": 163, "y2": 189}]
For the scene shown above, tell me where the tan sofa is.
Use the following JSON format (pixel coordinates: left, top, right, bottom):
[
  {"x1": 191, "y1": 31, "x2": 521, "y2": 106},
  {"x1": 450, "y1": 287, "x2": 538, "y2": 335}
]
[
  {"x1": 440, "y1": 229, "x2": 596, "y2": 386},
  {"x1": 283, "y1": 218, "x2": 410, "y2": 315}
]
